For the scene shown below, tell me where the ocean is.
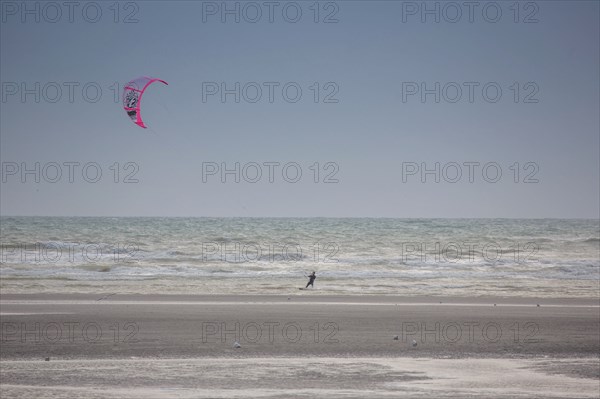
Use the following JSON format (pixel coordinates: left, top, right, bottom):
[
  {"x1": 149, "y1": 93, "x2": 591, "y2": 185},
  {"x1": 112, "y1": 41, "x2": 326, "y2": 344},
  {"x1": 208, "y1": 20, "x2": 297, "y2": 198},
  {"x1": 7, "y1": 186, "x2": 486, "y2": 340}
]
[{"x1": 1, "y1": 217, "x2": 598, "y2": 297}]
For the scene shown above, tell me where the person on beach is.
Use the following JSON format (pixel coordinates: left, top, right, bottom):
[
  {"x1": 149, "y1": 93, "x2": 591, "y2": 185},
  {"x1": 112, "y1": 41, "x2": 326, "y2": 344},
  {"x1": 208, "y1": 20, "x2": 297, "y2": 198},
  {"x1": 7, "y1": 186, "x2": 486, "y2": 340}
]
[{"x1": 305, "y1": 271, "x2": 316, "y2": 288}]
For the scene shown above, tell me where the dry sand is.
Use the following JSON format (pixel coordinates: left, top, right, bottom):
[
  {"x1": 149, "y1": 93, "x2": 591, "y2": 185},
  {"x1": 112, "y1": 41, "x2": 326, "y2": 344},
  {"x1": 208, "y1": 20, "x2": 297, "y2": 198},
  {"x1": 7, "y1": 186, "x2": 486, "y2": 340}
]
[{"x1": 1, "y1": 294, "x2": 599, "y2": 398}]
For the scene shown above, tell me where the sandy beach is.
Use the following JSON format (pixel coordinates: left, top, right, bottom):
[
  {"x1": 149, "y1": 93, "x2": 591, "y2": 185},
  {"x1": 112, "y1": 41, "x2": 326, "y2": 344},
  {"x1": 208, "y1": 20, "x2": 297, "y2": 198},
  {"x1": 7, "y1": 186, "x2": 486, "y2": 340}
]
[{"x1": 1, "y1": 294, "x2": 598, "y2": 398}]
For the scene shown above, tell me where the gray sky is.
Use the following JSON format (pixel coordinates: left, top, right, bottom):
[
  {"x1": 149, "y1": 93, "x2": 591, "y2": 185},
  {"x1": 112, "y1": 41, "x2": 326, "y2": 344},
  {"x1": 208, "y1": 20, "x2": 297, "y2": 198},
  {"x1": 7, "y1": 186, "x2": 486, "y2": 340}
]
[{"x1": 1, "y1": 0, "x2": 598, "y2": 218}]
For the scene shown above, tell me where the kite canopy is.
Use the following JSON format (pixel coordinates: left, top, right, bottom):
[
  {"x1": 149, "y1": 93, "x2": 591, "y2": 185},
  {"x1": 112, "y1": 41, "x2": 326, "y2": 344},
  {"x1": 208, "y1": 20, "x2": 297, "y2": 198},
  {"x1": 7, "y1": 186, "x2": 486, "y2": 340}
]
[{"x1": 123, "y1": 76, "x2": 168, "y2": 128}]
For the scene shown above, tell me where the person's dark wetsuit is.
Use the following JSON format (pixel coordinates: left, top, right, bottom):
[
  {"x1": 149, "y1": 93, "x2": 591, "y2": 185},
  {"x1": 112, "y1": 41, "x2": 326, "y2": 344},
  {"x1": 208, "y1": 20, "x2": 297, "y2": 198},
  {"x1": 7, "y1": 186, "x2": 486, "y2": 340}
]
[{"x1": 305, "y1": 272, "x2": 316, "y2": 288}]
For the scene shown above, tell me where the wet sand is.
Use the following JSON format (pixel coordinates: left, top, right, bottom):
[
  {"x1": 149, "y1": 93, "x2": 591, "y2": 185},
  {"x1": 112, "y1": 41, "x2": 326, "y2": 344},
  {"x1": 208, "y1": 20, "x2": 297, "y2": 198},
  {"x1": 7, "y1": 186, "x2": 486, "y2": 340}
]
[{"x1": 1, "y1": 294, "x2": 599, "y2": 398}]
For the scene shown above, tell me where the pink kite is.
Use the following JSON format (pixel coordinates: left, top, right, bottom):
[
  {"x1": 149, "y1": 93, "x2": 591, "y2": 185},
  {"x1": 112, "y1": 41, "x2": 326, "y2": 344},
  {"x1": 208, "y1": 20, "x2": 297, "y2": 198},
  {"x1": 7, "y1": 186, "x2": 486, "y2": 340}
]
[{"x1": 123, "y1": 76, "x2": 168, "y2": 128}]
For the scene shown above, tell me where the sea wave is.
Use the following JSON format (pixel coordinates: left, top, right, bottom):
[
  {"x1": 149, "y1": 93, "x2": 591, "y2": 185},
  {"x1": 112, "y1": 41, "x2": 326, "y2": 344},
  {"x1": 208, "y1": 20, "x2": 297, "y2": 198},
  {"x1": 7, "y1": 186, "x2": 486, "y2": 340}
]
[{"x1": 1, "y1": 217, "x2": 598, "y2": 296}]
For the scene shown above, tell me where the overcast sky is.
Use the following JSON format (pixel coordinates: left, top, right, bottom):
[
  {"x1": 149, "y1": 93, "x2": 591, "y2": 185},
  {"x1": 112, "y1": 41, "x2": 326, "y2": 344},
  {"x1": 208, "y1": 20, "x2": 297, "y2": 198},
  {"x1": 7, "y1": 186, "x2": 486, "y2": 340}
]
[{"x1": 1, "y1": 0, "x2": 598, "y2": 218}]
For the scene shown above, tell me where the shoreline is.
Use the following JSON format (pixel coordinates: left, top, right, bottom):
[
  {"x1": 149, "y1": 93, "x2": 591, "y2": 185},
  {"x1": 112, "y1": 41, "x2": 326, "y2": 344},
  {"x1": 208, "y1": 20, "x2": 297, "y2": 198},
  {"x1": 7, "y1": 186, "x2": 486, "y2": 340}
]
[{"x1": 2, "y1": 293, "x2": 599, "y2": 304}]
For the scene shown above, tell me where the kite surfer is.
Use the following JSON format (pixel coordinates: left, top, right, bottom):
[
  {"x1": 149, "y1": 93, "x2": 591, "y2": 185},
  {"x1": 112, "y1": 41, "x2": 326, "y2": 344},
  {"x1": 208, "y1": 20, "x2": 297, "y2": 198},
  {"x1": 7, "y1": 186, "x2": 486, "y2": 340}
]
[{"x1": 305, "y1": 271, "x2": 316, "y2": 288}]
